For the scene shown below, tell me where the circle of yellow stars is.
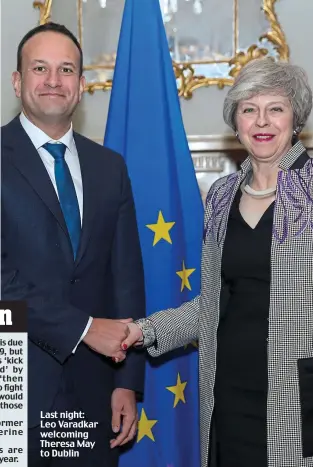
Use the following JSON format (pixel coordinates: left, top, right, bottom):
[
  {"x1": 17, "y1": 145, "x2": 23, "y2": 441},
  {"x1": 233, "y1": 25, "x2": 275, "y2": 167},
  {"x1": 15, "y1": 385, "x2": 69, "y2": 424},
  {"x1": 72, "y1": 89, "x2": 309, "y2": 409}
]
[
  {"x1": 137, "y1": 372, "x2": 188, "y2": 443},
  {"x1": 146, "y1": 210, "x2": 196, "y2": 291},
  {"x1": 139, "y1": 210, "x2": 198, "y2": 444}
]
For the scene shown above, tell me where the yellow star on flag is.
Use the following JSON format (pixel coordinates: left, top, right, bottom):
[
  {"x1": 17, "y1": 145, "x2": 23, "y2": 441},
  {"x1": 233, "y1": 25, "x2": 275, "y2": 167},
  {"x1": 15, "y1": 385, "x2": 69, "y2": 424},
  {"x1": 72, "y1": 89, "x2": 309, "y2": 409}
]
[
  {"x1": 137, "y1": 408, "x2": 158, "y2": 443},
  {"x1": 184, "y1": 340, "x2": 199, "y2": 350},
  {"x1": 166, "y1": 373, "x2": 187, "y2": 408},
  {"x1": 146, "y1": 211, "x2": 175, "y2": 246},
  {"x1": 176, "y1": 261, "x2": 196, "y2": 291}
]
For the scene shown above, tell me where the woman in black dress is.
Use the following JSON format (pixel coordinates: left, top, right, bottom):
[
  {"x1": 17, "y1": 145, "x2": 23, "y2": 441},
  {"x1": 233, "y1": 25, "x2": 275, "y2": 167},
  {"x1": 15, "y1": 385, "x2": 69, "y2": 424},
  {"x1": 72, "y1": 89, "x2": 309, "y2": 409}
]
[{"x1": 120, "y1": 58, "x2": 313, "y2": 467}]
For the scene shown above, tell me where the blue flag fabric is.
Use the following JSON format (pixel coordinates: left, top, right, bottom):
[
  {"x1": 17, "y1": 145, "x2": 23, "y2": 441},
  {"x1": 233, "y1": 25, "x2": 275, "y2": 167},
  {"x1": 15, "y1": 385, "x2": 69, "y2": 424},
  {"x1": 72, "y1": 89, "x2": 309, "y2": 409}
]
[{"x1": 105, "y1": 0, "x2": 203, "y2": 465}]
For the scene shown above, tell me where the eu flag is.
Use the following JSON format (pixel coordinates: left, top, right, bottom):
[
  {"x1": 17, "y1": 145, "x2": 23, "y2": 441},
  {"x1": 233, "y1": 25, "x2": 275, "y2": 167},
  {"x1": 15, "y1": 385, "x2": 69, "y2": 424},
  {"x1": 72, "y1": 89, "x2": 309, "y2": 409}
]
[{"x1": 105, "y1": 0, "x2": 203, "y2": 465}]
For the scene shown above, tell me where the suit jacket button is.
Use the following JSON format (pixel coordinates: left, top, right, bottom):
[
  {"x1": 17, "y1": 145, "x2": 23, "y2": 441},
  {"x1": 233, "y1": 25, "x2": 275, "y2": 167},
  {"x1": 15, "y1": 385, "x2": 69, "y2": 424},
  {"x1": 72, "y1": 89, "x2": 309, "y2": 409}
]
[{"x1": 70, "y1": 278, "x2": 80, "y2": 284}]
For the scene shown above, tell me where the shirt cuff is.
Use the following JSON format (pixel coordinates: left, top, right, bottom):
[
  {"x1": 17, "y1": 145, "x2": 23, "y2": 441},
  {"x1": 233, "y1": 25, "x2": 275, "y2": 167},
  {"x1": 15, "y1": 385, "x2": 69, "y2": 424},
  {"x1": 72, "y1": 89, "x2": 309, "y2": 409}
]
[
  {"x1": 135, "y1": 318, "x2": 156, "y2": 347},
  {"x1": 72, "y1": 316, "x2": 93, "y2": 353}
]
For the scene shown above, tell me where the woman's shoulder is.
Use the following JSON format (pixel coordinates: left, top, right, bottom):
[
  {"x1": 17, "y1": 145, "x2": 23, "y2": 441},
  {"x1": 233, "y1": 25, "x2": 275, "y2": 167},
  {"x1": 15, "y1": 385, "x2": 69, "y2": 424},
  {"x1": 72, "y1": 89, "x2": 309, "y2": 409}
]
[{"x1": 204, "y1": 170, "x2": 240, "y2": 206}]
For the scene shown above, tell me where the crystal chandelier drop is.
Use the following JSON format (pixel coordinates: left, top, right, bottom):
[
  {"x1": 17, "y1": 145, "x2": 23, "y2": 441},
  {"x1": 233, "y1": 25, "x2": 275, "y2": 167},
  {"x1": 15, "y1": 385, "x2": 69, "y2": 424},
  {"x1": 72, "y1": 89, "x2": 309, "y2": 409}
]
[
  {"x1": 161, "y1": 0, "x2": 203, "y2": 22},
  {"x1": 192, "y1": 0, "x2": 203, "y2": 15},
  {"x1": 82, "y1": 0, "x2": 107, "y2": 8},
  {"x1": 82, "y1": 0, "x2": 203, "y2": 15}
]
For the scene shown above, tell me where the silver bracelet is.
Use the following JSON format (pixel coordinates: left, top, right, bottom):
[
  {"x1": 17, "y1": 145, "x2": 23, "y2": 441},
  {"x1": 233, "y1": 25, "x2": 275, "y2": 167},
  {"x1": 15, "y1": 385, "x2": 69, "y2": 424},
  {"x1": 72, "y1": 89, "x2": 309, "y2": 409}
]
[{"x1": 135, "y1": 318, "x2": 156, "y2": 347}]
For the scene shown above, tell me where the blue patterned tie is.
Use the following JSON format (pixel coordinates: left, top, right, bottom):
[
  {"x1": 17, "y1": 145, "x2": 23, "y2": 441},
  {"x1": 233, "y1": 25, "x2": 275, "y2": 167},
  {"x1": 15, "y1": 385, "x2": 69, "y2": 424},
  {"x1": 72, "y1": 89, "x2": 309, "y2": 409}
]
[{"x1": 43, "y1": 142, "x2": 81, "y2": 258}]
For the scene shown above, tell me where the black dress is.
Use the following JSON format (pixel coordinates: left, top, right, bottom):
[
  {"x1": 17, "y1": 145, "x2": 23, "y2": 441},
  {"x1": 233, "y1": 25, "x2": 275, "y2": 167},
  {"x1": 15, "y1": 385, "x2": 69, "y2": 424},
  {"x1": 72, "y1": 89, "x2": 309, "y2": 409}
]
[
  {"x1": 212, "y1": 152, "x2": 309, "y2": 467},
  {"x1": 213, "y1": 188, "x2": 272, "y2": 466}
]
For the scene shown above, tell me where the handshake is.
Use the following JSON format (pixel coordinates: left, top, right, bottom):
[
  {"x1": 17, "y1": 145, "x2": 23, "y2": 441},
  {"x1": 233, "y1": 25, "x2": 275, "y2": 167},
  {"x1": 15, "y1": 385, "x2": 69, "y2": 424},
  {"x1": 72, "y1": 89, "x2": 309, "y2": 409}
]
[{"x1": 83, "y1": 318, "x2": 143, "y2": 361}]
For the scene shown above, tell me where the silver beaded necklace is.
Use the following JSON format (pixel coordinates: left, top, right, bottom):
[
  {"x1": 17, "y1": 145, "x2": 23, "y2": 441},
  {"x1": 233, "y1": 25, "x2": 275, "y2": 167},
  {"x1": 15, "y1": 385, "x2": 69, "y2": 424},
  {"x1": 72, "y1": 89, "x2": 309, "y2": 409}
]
[{"x1": 241, "y1": 175, "x2": 276, "y2": 199}]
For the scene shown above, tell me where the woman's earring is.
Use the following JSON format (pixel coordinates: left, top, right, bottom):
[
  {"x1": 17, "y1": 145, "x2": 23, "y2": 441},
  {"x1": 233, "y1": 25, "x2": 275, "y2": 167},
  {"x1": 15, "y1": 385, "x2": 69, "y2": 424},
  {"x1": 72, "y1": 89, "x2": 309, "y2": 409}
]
[
  {"x1": 293, "y1": 127, "x2": 300, "y2": 136},
  {"x1": 235, "y1": 131, "x2": 241, "y2": 143}
]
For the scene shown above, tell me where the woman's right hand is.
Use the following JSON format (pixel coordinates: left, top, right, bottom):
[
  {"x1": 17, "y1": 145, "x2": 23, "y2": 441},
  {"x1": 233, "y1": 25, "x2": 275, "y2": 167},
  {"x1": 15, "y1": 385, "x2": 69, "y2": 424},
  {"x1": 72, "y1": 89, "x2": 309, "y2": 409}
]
[
  {"x1": 121, "y1": 322, "x2": 144, "y2": 350},
  {"x1": 112, "y1": 322, "x2": 144, "y2": 363}
]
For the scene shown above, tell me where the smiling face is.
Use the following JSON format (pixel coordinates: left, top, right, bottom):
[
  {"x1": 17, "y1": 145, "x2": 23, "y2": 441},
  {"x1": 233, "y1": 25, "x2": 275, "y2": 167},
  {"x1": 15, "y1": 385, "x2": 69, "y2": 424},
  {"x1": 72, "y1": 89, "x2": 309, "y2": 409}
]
[
  {"x1": 236, "y1": 93, "x2": 294, "y2": 164},
  {"x1": 12, "y1": 31, "x2": 85, "y2": 128}
]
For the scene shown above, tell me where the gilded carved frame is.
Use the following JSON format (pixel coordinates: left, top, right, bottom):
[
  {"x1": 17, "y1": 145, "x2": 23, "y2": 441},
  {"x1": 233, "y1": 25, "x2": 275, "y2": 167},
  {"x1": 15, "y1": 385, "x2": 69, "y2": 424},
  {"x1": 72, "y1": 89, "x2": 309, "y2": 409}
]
[{"x1": 33, "y1": 0, "x2": 289, "y2": 98}]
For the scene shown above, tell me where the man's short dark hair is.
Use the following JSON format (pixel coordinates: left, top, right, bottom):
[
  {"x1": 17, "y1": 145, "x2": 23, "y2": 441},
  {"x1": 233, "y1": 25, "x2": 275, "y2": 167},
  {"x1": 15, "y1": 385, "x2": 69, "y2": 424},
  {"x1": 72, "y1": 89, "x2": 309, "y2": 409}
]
[{"x1": 17, "y1": 22, "x2": 83, "y2": 76}]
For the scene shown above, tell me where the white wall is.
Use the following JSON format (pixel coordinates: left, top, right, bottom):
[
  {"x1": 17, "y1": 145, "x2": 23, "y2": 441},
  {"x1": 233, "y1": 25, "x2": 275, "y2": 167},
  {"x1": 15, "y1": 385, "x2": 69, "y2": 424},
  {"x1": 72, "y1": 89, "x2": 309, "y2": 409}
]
[
  {"x1": 276, "y1": 0, "x2": 313, "y2": 135},
  {"x1": 1, "y1": 0, "x2": 39, "y2": 124},
  {"x1": 2, "y1": 0, "x2": 313, "y2": 141}
]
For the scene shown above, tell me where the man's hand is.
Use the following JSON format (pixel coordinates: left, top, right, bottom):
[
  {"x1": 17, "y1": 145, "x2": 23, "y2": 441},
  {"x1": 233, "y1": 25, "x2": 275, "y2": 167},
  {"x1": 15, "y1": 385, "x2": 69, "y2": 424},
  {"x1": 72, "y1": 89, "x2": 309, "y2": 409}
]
[
  {"x1": 110, "y1": 388, "x2": 138, "y2": 448},
  {"x1": 83, "y1": 318, "x2": 130, "y2": 361}
]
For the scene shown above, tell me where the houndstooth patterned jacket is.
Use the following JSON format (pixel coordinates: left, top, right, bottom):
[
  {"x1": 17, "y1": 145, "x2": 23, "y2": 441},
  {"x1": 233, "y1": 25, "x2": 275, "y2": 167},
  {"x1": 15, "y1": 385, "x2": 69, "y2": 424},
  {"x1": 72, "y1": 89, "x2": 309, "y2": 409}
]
[{"x1": 147, "y1": 140, "x2": 313, "y2": 467}]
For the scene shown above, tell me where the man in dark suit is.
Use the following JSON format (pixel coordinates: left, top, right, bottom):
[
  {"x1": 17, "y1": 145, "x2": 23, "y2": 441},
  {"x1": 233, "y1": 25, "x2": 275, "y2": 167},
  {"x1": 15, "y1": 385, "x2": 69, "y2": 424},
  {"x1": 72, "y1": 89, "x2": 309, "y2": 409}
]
[{"x1": 1, "y1": 22, "x2": 145, "y2": 466}]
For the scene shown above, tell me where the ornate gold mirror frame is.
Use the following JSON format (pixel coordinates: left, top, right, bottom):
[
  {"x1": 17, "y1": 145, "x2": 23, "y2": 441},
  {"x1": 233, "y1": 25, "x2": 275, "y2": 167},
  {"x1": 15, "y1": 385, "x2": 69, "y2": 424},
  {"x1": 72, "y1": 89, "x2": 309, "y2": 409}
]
[{"x1": 33, "y1": 0, "x2": 289, "y2": 99}]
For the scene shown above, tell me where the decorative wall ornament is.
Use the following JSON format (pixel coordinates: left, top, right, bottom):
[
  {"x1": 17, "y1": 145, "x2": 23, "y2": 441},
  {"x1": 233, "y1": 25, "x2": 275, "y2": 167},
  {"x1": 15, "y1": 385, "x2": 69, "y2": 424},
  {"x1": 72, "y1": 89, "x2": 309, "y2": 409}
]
[
  {"x1": 33, "y1": 0, "x2": 52, "y2": 24},
  {"x1": 33, "y1": 0, "x2": 289, "y2": 98}
]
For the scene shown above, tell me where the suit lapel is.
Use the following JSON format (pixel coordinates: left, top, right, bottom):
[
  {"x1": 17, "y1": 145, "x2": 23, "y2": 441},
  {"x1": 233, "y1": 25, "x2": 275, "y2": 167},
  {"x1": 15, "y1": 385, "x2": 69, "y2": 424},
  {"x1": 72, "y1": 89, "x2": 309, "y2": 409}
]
[
  {"x1": 73, "y1": 133, "x2": 98, "y2": 265},
  {"x1": 6, "y1": 118, "x2": 70, "y2": 239},
  {"x1": 5, "y1": 119, "x2": 102, "y2": 266}
]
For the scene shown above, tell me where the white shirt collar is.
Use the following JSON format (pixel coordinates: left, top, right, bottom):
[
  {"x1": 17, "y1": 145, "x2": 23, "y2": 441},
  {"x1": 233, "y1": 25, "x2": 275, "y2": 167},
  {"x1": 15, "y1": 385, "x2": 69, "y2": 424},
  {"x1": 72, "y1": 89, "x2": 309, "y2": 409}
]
[{"x1": 19, "y1": 112, "x2": 76, "y2": 153}]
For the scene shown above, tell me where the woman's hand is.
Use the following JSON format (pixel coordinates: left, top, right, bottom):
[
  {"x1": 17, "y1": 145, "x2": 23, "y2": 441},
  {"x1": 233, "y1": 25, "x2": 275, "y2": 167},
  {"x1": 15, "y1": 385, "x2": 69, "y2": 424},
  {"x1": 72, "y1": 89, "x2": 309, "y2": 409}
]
[
  {"x1": 122, "y1": 322, "x2": 144, "y2": 350},
  {"x1": 112, "y1": 321, "x2": 144, "y2": 363}
]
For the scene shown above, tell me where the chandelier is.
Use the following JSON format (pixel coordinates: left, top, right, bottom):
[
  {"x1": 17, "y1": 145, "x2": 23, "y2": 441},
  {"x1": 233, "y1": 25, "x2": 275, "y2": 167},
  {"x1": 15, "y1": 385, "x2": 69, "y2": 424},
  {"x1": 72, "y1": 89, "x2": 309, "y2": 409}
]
[
  {"x1": 82, "y1": 0, "x2": 204, "y2": 16},
  {"x1": 82, "y1": 0, "x2": 107, "y2": 7},
  {"x1": 161, "y1": 0, "x2": 203, "y2": 19}
]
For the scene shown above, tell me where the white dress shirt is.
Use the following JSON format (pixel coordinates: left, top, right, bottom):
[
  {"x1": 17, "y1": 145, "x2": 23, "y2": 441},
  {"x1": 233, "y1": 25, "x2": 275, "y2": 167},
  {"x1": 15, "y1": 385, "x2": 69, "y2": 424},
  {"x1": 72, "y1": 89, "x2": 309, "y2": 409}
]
[{"x1": 19, "y1": 113, "x2": 92, "y2": 351}]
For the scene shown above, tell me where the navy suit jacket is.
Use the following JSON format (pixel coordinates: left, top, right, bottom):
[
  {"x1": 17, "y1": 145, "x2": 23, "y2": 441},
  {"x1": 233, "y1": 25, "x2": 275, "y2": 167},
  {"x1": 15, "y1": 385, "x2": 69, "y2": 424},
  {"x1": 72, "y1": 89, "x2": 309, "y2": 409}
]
[{"x1": 1, "y1": 116, "x2": 145, "y2": 428}]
